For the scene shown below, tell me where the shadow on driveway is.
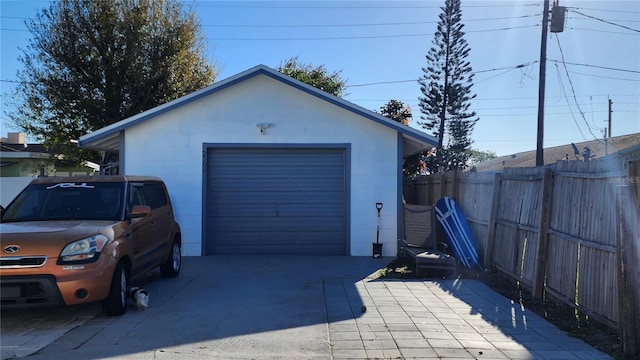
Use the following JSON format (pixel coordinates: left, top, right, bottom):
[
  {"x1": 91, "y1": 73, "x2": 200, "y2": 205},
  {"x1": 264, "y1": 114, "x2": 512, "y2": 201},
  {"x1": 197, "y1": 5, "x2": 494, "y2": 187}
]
[
  {"x1": 2, "y1": 256, "x2": 611, "y2": 359},
  {"x1": 2, "y1": 255, "x2": 385, "y2": 360}
]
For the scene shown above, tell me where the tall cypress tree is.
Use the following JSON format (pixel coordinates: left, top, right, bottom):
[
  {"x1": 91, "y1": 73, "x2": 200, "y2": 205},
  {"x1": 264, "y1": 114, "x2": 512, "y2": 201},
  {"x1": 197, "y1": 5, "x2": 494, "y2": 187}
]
[{"x1": 418, "y1": 0, "x2": 478, "y2": 173}]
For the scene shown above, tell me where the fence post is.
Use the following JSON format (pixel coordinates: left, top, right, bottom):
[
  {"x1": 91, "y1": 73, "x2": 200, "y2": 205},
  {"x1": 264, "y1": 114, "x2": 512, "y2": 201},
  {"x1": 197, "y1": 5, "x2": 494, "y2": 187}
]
[
  {"x1": 439, "y1": 173, "x2": 447, "y2": 199},
  {"x1": 451, "y1": 170, "x2": 459, "y2": 201},
  {"x1": 483, "y1": 173, "x2": 502, "y2": 269},
  {"x1": 617, "y1": 185, "x2": 640, "y2": 356},
  {"x1": 532, "y1": 168, "x2": 553, "y2": 298},
  {"x1": 427, "y1": 175, "x2": 433, "y2": 205}
]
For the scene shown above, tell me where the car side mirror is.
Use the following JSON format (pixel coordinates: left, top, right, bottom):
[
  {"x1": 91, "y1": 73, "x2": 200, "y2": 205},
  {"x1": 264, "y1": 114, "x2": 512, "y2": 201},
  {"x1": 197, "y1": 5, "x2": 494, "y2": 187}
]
[{"x1": 130, "y1": 205, "x2": 151, "y2": 218}]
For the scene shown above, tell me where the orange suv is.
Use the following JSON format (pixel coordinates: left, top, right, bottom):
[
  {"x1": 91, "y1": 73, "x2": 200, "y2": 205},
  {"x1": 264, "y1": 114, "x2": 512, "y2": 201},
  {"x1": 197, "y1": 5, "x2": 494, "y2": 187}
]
[{"x1": 0, "y1": 175, "x2": 181, "y2": 315}]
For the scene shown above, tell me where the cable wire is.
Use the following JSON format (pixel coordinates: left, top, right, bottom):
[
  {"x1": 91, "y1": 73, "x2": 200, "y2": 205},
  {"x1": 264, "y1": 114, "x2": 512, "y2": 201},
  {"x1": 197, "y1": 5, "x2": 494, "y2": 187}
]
[
  {"x1": 554, "y1": 62, "x2": 588, "y2": 140},
  {"x1": 553, "y1": 35, "x2": 622, "y2": 153},
  {"x1": 567, "y1": 26, "x2": 640, "y2": 35},
  {"x1": 566, "y1": 70, "x2": 640, "y2": 82},
  {"x1": 547, "y1": 60, "x2": 640, "y2": 74},
  {"x1": 571, "y1": 10, "x2": 640, "y2": 32},
  {"x1": 346, "y1": 61, "x2": 539, "y2": 88},
  {"x1": 199, "y1": 14, "x2": 541, "y2": 28}
]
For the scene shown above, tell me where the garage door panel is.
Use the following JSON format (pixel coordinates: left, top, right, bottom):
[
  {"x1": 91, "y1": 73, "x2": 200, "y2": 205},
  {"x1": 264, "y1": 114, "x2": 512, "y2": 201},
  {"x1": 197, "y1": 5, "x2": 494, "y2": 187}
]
[
  {"x1": 210, "y1": 243, "x2": 345, "y2": 256},
  {"x1": 208, "y1": 180, "x2": 345, "y2": 192},
  {"x1": 208, "y1": 203, "x2": 345, "y2": 217},
  {"x1": 208, "y1": 193, "x2": 345, "y2": 204},
  {"x1": 206, "y1": 147, "x2": 347, "y2": 255},
  {"x1": 213, "y1": 166, "x2": 343, "y2": 179},
  {"x1": 211, "y1": 217, "x2": 346, "y2": 232},
  {"x1": 211, "y1": 232, "x2": 345, "y2": 244},
  {"x1": 209, "y1": 232, "x2": 345, "y2": 255}
]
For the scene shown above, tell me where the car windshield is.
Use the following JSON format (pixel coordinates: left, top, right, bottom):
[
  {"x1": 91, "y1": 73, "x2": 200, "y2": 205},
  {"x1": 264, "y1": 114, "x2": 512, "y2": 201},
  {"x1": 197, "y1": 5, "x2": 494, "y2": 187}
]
[{"x1": 1, "y1": 181, "x2": 126, "y2": 222}]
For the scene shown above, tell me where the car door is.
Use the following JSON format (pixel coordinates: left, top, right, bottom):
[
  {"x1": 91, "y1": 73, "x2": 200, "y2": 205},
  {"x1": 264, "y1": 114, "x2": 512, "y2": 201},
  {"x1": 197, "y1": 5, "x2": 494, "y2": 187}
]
[
  {"x1": 141, "y1": 181, "x2": 173, "y2": 265},
  {"x1": 126, "y1": 182, "x2": 156, "y2": 274}
]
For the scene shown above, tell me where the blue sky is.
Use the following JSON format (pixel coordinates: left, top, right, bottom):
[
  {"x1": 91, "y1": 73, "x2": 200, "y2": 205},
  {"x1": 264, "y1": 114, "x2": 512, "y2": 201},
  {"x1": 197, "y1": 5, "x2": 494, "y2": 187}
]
[{"x1": 1, "y1": 0, "x2": 638, "y2": 156}]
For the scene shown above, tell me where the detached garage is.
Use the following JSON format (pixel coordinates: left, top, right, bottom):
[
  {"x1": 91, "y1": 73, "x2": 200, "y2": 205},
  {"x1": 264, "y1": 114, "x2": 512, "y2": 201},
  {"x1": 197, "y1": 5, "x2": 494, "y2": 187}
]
[{"x1": 79, "y1": 65, "x2": 436, "y2": 257}]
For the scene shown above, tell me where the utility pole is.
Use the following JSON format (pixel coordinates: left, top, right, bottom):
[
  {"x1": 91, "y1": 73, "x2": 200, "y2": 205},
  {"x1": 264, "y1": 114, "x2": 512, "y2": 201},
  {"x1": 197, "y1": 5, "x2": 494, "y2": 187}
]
[
  {"x1": 608, "y1": 97, "x2": 613, "y2": 138},
  {"x1": 536, "y1": 0, "x2": 550, "y2": 167}
]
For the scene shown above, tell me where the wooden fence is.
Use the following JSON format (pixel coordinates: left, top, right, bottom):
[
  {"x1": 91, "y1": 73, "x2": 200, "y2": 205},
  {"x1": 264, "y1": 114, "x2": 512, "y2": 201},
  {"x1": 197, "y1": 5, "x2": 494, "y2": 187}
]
[{"x1": 404, "y1": 159, "x2": 640, "y2": 355}]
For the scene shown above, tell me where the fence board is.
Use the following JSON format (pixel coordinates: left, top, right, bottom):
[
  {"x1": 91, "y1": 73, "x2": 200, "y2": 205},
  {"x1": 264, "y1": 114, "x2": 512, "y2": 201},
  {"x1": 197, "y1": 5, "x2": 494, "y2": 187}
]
[
  {"x1": 546, "y1": 234, "x2": 579, "y2": 300},
  {"x1": 579, "y1": 246, "x2": 618, "y2": 323},
  {"x1": 493, "y1": 222, "x2": 518, "y2": 275},
  {"x1": 519, "y1": 229, "x2": 538, "y2": 281}
]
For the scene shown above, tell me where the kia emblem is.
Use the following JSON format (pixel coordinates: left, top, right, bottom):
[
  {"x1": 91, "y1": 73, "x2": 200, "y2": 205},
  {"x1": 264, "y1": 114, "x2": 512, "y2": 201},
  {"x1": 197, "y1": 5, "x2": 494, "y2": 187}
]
[{"x1": 3, "y1": 245, "x2": 21, "y2": 254}]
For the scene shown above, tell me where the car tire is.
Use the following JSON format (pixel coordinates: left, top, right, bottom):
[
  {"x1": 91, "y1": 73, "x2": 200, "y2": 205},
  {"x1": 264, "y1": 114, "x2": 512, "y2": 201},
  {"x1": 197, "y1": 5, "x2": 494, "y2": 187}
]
[
  {"x1": 160, "y1": 238, "x2": 181, "y2": 278},
  {"x1": 102, "y1": 261, "x2": 128, "y2": 316}
]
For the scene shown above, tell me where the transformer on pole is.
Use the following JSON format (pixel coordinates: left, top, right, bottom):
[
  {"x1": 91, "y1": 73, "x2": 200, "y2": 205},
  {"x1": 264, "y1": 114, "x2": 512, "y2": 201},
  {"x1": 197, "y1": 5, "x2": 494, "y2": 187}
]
[{"x1": 550, "y1": 4, "x2": 566, "y2": 33}]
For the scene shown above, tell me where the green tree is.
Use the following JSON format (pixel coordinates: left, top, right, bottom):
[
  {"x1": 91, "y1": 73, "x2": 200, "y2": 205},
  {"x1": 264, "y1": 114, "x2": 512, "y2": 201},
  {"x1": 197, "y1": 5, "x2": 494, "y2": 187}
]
[
  {"x1": 8, "y1": 0, "x2": 216, "y2": 166},
  {"x1": 377, "y1": 99, "x2": 419, "y2": 177},
  {"x1": 467, "y1": 149, "x2": 497, "y2": 165},
  {"x1": 378, "y1": 100, "x2": 412, "y2": 125},
  {"x1": 276, "y1": 57, "x2": 347, "y2": 98},
  {"x1": 418, "y1": 0, "x2": 478, "y2": 173}
]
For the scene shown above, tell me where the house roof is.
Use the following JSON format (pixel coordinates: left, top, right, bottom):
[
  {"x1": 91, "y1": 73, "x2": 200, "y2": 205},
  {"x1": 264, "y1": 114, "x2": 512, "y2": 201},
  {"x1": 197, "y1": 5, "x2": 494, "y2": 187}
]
[
  {"x1": 78, "y1": 64, "x2": 437, "y2": 157},
  {"x1": 473, "y1": 133, "x2": 640, "y2": 172},
  {"x1": 1, "y1": 139, "x2": 49, "y2": 154},
  {"x1": 0, "y1": 142, "x2": 50, "y2": 159}
]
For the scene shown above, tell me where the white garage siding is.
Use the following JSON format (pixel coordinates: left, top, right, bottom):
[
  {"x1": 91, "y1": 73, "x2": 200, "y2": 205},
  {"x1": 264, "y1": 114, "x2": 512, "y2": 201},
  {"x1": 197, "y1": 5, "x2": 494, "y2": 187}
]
[
  {"x1": 204, "y1": 146, "x2": 348, "y2": 255},
  {"x1": 79, "y1": 66, "x2": 438, "y2": 256}
]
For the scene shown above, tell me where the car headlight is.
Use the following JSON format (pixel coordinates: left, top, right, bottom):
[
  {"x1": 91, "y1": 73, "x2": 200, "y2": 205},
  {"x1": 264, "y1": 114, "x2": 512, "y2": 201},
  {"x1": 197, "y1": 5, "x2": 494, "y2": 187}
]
[{"x1": 59, "y1": 234, "x2": 110, "y2": 263}]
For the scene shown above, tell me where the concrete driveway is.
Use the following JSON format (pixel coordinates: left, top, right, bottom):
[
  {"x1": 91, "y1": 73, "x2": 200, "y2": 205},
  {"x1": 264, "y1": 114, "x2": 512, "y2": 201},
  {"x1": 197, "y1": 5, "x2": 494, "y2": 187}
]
[{"x1": 1, "y1": 256, "x2": 611, "y2": 359}]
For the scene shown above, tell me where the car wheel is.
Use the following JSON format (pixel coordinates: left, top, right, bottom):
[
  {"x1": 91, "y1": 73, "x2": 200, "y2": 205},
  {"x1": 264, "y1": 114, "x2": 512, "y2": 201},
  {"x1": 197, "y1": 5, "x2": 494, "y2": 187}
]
[
  {"x1": 102, "y1": 261, "x2": 128, "y2": 316},
  {"x1": 160, "y1": 238, "x2": 181, "y2": 278}
]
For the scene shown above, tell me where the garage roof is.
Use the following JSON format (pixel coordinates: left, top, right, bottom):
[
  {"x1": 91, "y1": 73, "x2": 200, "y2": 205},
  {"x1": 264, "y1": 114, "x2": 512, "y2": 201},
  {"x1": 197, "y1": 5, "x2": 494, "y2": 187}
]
[{"x1": 78, "y1": 64, "x2": 437, "y2": 157}]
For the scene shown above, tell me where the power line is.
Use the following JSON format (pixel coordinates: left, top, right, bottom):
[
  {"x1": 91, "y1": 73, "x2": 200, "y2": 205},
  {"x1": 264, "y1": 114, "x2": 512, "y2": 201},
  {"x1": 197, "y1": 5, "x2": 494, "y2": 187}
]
[
  {"x1": 0, "y1": 16, "x2": 29, "y2": 20},
  {"x1": 188, "y1": 3, "x2": 541, "y2": 9},
  {"x1": 554, "y1": 62, "x2": 588, "y2": 140},
  {"x1": 210, "y1": 25, "x2": 539, "y2": 41},
  {"x1": 472, "y1": 110, "x2": 623, "y2": 117},
  {"x1": 547, "y1": 60, "x2": 640, "y2": 74},
  {"x1": 567, "y1": 26, "x2": 640, "y2": 35},
  {"x1": 568, "y1": 7, "x2": 640, "y2": 14},
  {"x1": 0, "y1": 13, "x2": 542, "y2": 29},
  {"x1": 474, "y1": 94, "x2": 638, "y2": 100},
  {"x1": 475, "y1": 68, "x2": 519, "y2": 85},
  {"x1": 566, "y1": 70, "x2": 640, "y2": 82},
  {"x1": 0, "y1": 28, "x2": 29, "y2": 33},
  {"x1": 553, "y1": 35, "x2": 600, "y2": 141},
  {"x1": 0, "y1": 24, "x2": 545, "y2": 36},
  {"x1": 348, "y1": 98, "x2": 638, "y2": 107},
  {"x1": 199, "y1": 14, "x2": 540, "y2": 28},
  {"x1": 568, "y1": 16, "x2": 640, "y2": 24},
  {"x1": 570, "y1": 9, "x2": 640, "y2": 33},
  {"x1": 346, "y1": 62, "x2": 539, "y2": 88}
]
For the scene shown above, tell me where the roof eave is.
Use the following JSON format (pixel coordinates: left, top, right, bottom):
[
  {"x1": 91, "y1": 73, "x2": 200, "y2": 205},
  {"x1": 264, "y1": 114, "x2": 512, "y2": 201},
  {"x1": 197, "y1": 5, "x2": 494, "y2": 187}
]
[{"x1": 78, "y1": 64, "x2": 438, "y2": 153}]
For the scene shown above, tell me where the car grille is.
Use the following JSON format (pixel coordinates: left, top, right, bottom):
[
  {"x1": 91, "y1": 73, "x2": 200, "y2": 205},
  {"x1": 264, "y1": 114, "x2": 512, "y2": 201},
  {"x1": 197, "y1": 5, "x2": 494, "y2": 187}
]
[
  {"x1": 0, "y1": 256, "x2": 47, "y2": 268},
  {"x1": 0, "y1": 275, "x2": 63, "y2": 307}
]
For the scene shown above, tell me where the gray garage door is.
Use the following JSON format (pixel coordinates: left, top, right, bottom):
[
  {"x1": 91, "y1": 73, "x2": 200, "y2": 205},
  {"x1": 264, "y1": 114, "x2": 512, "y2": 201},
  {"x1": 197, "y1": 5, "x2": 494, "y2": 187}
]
[{"x1": 205, "y1": 147, "x2": 347, "y2": 255}]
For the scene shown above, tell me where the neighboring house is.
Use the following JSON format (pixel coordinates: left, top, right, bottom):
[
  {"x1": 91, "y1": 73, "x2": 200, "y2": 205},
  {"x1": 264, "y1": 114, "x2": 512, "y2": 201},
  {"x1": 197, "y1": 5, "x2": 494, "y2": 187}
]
[
  {"x1": 1, "y1": 132, "x2": 99, "y2": 177},
  {"x1": 0, "y1": 132, "x2": 53, "y2": 177},
  {"x1": 472, "y1": 133, "x2": 640, "y2": 172},
  {"x1": 79, "y1": 64, "x2": 437, "y2": 257},
  {"x1": 0, "y1": 132, "x2": 98, "y2": 206}
]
